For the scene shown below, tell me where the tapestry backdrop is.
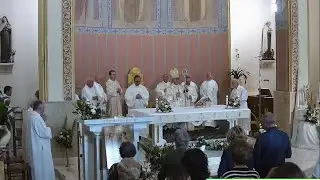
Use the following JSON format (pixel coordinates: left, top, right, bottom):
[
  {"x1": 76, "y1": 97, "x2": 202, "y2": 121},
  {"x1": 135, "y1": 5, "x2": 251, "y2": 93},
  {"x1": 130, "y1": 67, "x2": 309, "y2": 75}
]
[{"x1": 74, "y1": 0, "x2": 229, "y2": 99}]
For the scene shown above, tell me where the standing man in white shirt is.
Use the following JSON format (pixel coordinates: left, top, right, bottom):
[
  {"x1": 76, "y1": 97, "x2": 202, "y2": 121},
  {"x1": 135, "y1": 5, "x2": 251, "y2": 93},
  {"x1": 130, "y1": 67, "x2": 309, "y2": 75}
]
[
  {"x1": 181, "y1": 75, "x2": 198, "y2": 106},
  {"x1": 106, "y1": 70, "x2": 123, "y2": 117},
  {"x1": 125, "y1": 75, "x2": 149, "y2": 109},
  {"x1": 155, "y1": 73, "x2": 171, "y2": 98}
]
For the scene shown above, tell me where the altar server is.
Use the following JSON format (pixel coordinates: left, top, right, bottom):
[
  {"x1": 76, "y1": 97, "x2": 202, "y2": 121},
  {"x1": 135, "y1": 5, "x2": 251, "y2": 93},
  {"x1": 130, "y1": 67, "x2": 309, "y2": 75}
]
[
  {"x1": 155, "y1": 73, "x2": 171, "y2": 98},
  {"x1": 81, "y1": 78, "x2": 105, "y2": 106},
  {"x1": 181, "y1": 74, "x2": 198, "y2": 105},
  {"x1": 106, "y1": 70, "x2": 123, "y2": 117},
  {"x1": 167, "y1": 68, "x2": 184, "y2": 107},
  {"x1": 230, "y1": 79, "x2": 248, "y2": 108},
  {"x1": 25, "y1": 100, "x2": 55, "y2": 180},
  {"x1": 125, "y1": 75, "x2": 149, "y2": 109},
  {"x1": 200, "y1": 72, "x2": 219, "y2": 106}
]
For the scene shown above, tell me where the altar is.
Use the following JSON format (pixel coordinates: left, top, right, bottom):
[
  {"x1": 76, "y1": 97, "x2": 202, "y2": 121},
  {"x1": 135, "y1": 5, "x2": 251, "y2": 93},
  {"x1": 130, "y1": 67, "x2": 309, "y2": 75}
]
[{"x1": 129, "y1": 105, "x2": 251, "y2": 145}]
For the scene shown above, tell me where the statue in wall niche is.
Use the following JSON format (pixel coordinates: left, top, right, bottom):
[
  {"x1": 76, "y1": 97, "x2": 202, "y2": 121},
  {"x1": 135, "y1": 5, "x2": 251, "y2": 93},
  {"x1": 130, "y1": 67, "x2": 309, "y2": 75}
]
[
  {"x1": 0, "y1": 16, "x2": 15, "y2": 63},
  {"x1": 261, "y1": 21, "x2": 275, "y2": 60}
]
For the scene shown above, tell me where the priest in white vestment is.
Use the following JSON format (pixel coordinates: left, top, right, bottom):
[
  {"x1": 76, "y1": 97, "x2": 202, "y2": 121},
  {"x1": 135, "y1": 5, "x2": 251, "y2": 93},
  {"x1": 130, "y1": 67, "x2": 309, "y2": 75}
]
[
  {"x1": 81, "y1": 78, "x2": 104, "y2": 106},
  {"x1": 155, "y1": 73, "x2": 171, "y2": 98},
  {"x1": 200, "y1": 72, "x2": 219, "y2": 128},
  {"x1": 125, "y1": 75, "x2": 149, "y2": 109},
  {"x1": 167, "y1": 68, "x2": 184, "y2": 107},
  {"x1": 181, "y1": 74, "x2": 199, "y2": 130},
  {"x1": 106, "y1": 70, "x2": 123, "y2": 117},
  {"x1": 230, "y1": 79, "x2": 248, "y2": 108},
  {"x1": 181, "y1": 75, "x2": 198, "y2": 105},
  {"x1": 25, "y1": 100, "x2": 55, "y2": 180}
]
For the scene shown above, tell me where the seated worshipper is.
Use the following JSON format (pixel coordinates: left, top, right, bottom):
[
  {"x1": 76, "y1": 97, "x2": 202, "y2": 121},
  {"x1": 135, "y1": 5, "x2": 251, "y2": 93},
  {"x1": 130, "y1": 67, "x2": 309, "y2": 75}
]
[
  {"x1": 230, "y1": 79, "x2": 248, "y2": 108},
  {"x1": 82, "y1": 78, "x2": 105, "y2": 106},
  {"x1": 108, "y1": 141, "x2": 142, "y2": 180},
  {"x1": 222, "y1": 139, "x2": 259, "y2": 178},
  {"x1": 125, "y1": 75, "x2": 149, "y2": 109},
  {"x1": 106, "y1": 70, "x2": 123, "y2": 117},
  {"x1": 25, "y1": 100, "x2": 55, "y2": 180},
  {"x1": 2, "y1": 85, "x2": 12, "y2": 106},
  {"x1": 266, "y1": 162, "x2": 305, "y2": 178},
  {"x1": 199, "y1": 72, "x2": 219, "y2": 106},
  {"x1": 182, "y1": 148, "x2": 210, "y2": 180},
  {"x1": 158, "y1": 123, "x2": 190, "y2": 180},
  {"x1": 155, "y1": 73, "x2": 171, "y2": 98},
  {"x1": 218, "y1": 125, "x2": 254, "y2": 177},
  {"x1": 253, "y1": 113, "x2": 292, "y2": 178},
  {"x1": 313, "y1": 158, "x2": 320, "y2": 178},
  {"x1": 167, "y1": 68, "x2": 184, "y2": 107}
]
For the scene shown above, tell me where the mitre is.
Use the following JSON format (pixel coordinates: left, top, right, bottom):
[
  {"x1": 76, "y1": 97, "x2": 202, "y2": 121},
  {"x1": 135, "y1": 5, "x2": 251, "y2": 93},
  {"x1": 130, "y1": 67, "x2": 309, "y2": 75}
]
[{"x1": 170, "y1": 68, "x2": 179, "y2": 79}]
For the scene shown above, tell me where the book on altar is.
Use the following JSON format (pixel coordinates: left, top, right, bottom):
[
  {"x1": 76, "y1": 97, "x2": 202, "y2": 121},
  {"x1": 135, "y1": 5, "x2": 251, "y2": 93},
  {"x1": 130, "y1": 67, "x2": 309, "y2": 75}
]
[{"x1": 195, "y1": 97, "x2": 207, "y2": 107}]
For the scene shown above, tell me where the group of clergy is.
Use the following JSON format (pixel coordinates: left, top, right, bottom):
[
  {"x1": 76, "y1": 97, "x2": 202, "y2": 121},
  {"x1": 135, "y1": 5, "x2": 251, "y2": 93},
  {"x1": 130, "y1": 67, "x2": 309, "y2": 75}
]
[{"x1": 81, "y1": 68, "x2": 248, "y2": 120}]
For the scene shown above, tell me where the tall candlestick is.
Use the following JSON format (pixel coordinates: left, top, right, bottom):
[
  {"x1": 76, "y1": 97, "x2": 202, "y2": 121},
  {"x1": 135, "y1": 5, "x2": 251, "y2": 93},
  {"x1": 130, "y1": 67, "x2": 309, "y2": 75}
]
[{"x1": 226, "y1": 95, "x2": 229, "y2": 106}]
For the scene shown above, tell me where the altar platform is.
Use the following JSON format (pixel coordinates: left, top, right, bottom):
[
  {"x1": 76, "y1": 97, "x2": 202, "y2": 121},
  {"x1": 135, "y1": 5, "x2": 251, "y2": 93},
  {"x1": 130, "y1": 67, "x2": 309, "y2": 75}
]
[{"x1": 54, "y1": 145, "x2": 320, "y2": 180}]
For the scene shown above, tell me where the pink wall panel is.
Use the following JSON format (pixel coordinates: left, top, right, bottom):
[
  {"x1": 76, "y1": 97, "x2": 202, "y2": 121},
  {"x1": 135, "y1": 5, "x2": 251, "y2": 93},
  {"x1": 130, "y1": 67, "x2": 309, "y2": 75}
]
[{"x1": 74, "y1": 33, "x2": 229, "y2": 97}]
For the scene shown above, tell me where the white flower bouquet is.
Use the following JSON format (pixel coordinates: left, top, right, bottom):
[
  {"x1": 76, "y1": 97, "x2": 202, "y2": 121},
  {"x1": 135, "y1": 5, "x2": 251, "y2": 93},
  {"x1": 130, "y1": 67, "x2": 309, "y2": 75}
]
[
  {"x1": 73, "y1": 100, "x2": 104, "y2": 120},
  {"x1": 156, "y1": 97, "x2": 172, "y2": 113},
  {"x1": 227, "y1": 96, "x2": 241, "y2": 108},
  {"x1": 304, "y1": 105, "x2": 320, "y2": 126},
  {"x1": 207, "y1": 139, "x2": 228, "y2": 151}
]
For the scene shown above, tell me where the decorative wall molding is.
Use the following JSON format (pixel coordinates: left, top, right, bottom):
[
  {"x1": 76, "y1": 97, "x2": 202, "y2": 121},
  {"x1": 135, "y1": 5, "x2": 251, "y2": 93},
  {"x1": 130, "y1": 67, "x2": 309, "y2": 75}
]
[
  {"x1": 62, "y1": 0, "x2": 73, "y2": 100},
  {"x1": 290, "y1": 0, "x2": 299, "y2": 92}
]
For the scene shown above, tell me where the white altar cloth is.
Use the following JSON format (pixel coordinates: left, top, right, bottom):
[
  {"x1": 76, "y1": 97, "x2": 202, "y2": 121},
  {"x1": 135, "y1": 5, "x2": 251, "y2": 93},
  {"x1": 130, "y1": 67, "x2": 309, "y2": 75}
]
[
  {"x1": 129, "y1": 105, "x2": 251, "y2": 144},
  {"x1": 292, "y1": 109, "x2": 320, "y2": 150}
]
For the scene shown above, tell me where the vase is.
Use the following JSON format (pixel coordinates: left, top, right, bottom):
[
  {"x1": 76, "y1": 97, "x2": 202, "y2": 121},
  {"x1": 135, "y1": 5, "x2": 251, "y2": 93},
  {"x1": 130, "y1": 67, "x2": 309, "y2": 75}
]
[{"x1": 0, "y1": 125, "x2": 11, "y2": 147}]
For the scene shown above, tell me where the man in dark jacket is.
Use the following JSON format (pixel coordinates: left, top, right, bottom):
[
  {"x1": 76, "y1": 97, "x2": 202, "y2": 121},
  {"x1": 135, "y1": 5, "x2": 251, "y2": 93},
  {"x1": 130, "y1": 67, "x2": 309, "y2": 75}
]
[
  {"x1": 158, "y1": 123, "x2": 190, "y2": 180},
  {"x1": 253, "y1": 113, "x2": 292, "y2": 177}
]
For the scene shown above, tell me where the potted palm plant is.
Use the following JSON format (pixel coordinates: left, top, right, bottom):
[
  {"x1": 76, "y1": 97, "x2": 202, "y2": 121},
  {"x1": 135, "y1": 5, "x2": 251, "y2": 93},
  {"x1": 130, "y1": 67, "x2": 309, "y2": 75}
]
[
  {"x1": 228, "y1": 67, "x2": 250, "y2": 84},
  {"x1": 0, "y1": 101, "x2": 13, "y2": 147}
]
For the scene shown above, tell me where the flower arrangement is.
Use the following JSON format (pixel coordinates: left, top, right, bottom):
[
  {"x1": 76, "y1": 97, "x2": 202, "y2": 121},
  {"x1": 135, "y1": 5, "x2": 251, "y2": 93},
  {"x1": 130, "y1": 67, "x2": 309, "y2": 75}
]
[
  {"x1": 139, "y1": 138, "x2": 174, "y2": 179},
  {"x1": 73, "y1": 100, "x2": 104, "y2": 120},
  {"x1": 195, "y1": 136, "x2": 209, "y2": 147},
  {"x1": 227, "y1": 96, "x2": 241, "y2": 108},
  {"x1": 54, "y1": 116, "x2": 76, "y2": 167},
  {"x1": 156, "y1": 97, "x2": 172, "y2": 113},
  {"x1": 207, "y1": 139, "x2": 229, "y2": 151},
  {"x1": 304, "y1": 105, "x2": 320, "y2": 125}
]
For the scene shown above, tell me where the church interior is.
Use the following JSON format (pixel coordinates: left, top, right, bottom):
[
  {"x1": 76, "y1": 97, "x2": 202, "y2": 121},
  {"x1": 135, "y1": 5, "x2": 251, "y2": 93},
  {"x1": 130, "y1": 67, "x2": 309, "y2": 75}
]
[{"x1": 0, "y1": 0, "x2": 319, "y2": 179}]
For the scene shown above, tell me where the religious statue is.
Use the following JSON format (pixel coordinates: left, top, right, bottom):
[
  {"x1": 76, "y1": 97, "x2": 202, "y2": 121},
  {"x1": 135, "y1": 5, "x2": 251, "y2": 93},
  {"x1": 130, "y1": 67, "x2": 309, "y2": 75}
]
[
  {"x1": 113, "y1": 0, "x2": 155, "y2": 28},
  {"x1": 0, "y1": 16, "x2": 14, "y2": 63},
  {"x1": 261, "y1": 21, "x2": 275, "y2": 60},
  {"x1": 172, "y1": 0, "x2": 218, "y2": 28}
]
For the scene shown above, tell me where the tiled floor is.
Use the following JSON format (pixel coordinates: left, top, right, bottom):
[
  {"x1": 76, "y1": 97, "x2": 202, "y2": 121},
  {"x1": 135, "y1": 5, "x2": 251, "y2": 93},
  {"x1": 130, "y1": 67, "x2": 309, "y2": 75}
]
[{"x1": 55, "y1": 146, "x2": 319, "y2": 180}]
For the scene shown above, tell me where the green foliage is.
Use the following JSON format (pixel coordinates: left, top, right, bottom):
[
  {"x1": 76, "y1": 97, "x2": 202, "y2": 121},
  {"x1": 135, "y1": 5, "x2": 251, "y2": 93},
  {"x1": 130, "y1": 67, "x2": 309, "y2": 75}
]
[
  {"x1": 54, "y1": 115, "x2": 76, "y2": 149},
  {"x1": 207, "y1": 139, "x2": 229, "y2": 151},
  {"x1": 228, "y1": 67, "x2": 250, "y2": 83},
  {"x1": 0, "y1": 101, "x2": 13, "y2": 130},
  {"x1": 304, "y1": 105, "x2": 319, "y2": 125}
]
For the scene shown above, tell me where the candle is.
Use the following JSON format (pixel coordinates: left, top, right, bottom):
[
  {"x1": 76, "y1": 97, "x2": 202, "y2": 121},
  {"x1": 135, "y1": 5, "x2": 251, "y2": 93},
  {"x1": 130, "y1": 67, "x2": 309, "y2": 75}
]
[{"x1": 226, "y1": 95, "x2": 229, "y2": 106}]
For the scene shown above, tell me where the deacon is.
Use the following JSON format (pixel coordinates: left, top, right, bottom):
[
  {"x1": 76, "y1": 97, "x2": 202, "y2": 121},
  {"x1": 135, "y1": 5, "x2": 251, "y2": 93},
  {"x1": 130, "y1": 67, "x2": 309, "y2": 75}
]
[
  {"x1": 106, "y1": 70, "x2": 123, "y2": 117},
  {"x1": 181, "y1": 75, "x2": 198, "y2": 105},
  {"x1": 230, "y1": 79, "x2": 248, "y2": 108},
  {"x1": 25, "y1": 100, "x2": 55, "y2": 180},
  {"x1": 167, "y1": 68, "x2": 184, "y2": 107},
  {"x1": 155, "y1": 73, "x2": 171, "y2": 98},
  {"x1": 81, "y1": 78, "x2": 104, "y2": 106},
  {"x1": 200, "y1": 72, "x2": 219, "y2": 106},
  {"x1": 125, "y1": 75, "x2": 149, "y2": 109}
]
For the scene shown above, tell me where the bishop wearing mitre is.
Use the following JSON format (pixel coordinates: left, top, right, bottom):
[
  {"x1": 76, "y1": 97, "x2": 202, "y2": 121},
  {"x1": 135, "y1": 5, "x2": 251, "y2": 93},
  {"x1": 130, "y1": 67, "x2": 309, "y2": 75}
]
[
  {"x1": 230, "y1": 79, "x2": 248, "y2": 108},
  {"x1": 166, "y1": 68, "x2": 184, "y2": 107},
  {"x1": 106, "y1": 70, "x2": 123, "y2": 117},
  {"x1": 155, "y1": 73, "x2": 171, "y2": 98},
  {"x1": 81, "y1": 78, "x2": 106, "y2": 106},
  {"x1": 125, "y1": 75, "x2": 149, "y2": 109}
]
